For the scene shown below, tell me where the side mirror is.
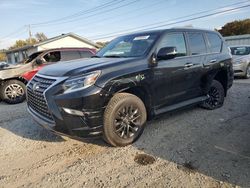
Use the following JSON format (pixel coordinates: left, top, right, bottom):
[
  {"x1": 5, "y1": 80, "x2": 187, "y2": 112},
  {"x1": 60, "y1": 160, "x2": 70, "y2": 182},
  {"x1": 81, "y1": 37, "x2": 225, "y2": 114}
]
[
  {"x1": 35, "y1": 58, "x2": 44, "y2": 65},
  {"x1": 157, "y1": 47, "x2": 177, "y2": 60}
]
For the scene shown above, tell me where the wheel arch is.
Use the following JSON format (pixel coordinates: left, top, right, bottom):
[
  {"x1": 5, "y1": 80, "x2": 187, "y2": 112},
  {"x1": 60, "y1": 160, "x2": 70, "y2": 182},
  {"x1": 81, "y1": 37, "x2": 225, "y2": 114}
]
[
  {"x1": 107, "y1": 85, "x2": 153, "y2": 120},
  {"x1": 202, "y1": 69, "x2": 228, "y2": 97},
  {"x1": 0, "y1": 77, "x2": 28, "y2": 86}
]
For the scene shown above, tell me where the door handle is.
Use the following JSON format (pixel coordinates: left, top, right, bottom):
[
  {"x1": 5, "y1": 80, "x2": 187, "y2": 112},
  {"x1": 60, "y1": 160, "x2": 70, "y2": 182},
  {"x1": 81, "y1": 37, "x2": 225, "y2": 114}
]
[
  {"x1": 209, "y1": 59, "x2": 217, "y2": 63},
  {"x1": 185, "y1": 63, "x2": 194, "y2": 68}
]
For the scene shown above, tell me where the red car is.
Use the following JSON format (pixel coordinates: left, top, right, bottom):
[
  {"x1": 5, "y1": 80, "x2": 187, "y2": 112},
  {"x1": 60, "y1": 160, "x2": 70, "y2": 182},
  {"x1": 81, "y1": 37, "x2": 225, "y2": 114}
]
[
  {"x1": 0, "y1": 48, "x2": 96, "y2": 104},
  {"x1": 22, "y1": 48, "x2": 96, "y2": 81}
]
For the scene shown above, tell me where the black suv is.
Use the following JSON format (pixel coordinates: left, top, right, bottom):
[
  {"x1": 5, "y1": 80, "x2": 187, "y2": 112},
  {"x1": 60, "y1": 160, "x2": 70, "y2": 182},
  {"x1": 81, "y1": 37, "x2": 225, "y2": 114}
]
[{"x1": 27, "y1": 28, "x2": 233, "y2": 146}]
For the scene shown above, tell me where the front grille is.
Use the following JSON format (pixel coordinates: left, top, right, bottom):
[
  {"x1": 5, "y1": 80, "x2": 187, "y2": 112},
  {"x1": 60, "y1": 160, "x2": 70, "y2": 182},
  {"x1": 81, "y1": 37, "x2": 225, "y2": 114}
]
[{"x1": 27, "y1": 75, "x2": 56, "y2": 121}]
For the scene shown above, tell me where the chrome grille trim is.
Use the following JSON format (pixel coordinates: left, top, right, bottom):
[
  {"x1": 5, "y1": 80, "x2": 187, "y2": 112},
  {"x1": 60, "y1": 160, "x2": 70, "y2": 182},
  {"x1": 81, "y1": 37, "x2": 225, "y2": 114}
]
[{"x1": 27, "y1": 75, "x2": 57, "y2": 121}]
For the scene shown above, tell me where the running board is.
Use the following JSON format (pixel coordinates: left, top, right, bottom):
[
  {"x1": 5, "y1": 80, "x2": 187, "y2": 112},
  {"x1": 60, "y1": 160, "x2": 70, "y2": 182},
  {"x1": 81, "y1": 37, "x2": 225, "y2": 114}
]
[{"x1": 154, "y1": 96, "x2": 209, "y2": 115}]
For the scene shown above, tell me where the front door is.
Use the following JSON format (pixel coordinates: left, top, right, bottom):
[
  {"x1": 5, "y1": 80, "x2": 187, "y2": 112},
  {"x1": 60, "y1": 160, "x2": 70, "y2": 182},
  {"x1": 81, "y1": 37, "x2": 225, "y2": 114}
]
[{"x1": 152, "y1": 32, "x2": 204, "y2": 109}]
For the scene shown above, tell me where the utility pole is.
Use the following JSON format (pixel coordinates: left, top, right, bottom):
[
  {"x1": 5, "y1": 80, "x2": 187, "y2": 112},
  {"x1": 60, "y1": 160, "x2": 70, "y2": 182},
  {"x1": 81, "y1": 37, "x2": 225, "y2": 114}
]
[{"x1": 28, "y1": 24, "x2": 32, "y2": 44}]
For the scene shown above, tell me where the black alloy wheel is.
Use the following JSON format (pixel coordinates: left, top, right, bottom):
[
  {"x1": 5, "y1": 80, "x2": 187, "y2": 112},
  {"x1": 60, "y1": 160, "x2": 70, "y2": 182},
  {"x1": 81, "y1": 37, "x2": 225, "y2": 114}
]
[
  {"x1": 103, "y1": 93, "x2": 147, "y2": 147},
  {"x1": 200, "y1": 80, "x2": 225, "y2": 110}
]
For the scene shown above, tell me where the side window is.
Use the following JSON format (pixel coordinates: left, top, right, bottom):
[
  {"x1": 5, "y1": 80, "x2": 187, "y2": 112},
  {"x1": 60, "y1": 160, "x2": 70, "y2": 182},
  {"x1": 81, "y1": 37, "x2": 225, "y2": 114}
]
[
  {"x1": 79, "y1": 51, "x2": 93, "y2": 58},
  {"x1": 187, "y1": 33, "x2": 207, "y2": 55},
  {"x1": 158, "y1": 33, "x2": 187, "y2": 57},
  {"x1": 43, "y1": 51, "x2": 61, "y2": 62},
  {"x1": 206, "y1": 33, "x2": 222, "y2": 53},
  {"x1": 60, "y1": 51, "x2": 81, "y2": 61}
]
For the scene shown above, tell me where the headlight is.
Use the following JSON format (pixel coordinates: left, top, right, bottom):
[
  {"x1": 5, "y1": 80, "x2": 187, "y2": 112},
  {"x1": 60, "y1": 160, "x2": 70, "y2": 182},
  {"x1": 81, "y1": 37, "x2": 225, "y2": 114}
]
[
  {"x1": 63, "y1": 70, "x2": 101, "y2": 93},
  {"x1": 235, "y1": 59, "x2": 247, "y2": 64}
]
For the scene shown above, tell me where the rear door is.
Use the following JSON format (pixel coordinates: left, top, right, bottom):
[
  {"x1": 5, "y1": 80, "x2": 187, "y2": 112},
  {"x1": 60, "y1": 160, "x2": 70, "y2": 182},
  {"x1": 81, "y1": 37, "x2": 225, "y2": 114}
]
[
  {"x1": 185, "y1": 32, "x2": 209, "y2": 96},
  {"x1": 204, "y1": 32, "x2": 223, "y2": 68},
  {"x1": 152, "y1": 32, "x2": 203, "y2": 108}
]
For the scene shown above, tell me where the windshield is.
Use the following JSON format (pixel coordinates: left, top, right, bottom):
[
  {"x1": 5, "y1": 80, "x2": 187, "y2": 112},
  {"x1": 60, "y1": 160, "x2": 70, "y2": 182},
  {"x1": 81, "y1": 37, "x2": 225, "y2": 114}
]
[
  {"x1": 24, "y1": 51, "x2": 43, "y2": 64},
  {"x1": 230, "y1": 46, "x2": 250, "y2": 56},
  {"x1": 96, "y1": 33, "x2": 159, "y2": 58}
]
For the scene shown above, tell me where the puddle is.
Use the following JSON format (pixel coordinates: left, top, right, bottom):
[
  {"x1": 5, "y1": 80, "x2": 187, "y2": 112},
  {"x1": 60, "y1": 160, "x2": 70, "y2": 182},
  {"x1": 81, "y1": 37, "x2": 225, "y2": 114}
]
[{"x1": 134, "y1": 154, "x2": 156, "y2": 165}]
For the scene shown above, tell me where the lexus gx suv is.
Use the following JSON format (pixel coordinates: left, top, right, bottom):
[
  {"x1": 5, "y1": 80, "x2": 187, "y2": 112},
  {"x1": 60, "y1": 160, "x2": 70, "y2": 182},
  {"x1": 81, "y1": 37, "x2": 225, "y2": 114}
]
[{"x1": 27, "y1": 28, "x2": 233, "y2": 146}]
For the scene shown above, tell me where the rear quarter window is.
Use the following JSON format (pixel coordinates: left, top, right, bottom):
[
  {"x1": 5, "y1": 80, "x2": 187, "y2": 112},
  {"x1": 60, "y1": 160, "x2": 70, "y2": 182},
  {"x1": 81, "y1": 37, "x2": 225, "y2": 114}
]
[
  {"x1": 187, "y1": 33, "x2": 207, "y2": 55},
  {"x1": 206, "y1": 33, "x2": 222, "y2": 53},
  {"x1": 61, "y1": 51, "x2": 81, "y2": 61},
  {"x1": 79, "y1": 51, "x2": 94, "y2": 58}
]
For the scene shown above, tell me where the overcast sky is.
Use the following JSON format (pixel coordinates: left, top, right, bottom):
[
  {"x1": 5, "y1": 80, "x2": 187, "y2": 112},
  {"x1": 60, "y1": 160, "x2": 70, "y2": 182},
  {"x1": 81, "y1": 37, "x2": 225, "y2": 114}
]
[{"x1": 0, "y1": 0, "x2": 249, "y2": 49}]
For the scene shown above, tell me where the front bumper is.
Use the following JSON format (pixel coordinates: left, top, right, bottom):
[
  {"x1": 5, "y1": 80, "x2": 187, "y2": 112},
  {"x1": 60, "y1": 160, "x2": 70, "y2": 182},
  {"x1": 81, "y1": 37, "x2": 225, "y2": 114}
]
[
  {"x1": 27, "y1": 75, "x2": 111, "y2": 139},
  {"x1": 233, "y1": 62, "x2": 247, "y2": 76}
]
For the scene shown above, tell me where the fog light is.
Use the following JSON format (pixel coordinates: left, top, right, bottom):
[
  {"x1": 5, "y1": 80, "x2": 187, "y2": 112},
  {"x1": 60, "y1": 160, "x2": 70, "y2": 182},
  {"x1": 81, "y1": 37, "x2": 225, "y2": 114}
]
[{"x1": 63, "y1": 108, "x2": 85, "y2": 116}]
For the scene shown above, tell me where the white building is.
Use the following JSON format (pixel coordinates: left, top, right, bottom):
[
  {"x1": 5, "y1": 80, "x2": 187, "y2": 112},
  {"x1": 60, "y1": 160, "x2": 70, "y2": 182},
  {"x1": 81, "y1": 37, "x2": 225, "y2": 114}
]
[
  {"x1": 224, "y1": 34, "x2": 250, "y2": 46},
  {"x1": 6, "y1": 33, "x2": 100, "y2": 64}
]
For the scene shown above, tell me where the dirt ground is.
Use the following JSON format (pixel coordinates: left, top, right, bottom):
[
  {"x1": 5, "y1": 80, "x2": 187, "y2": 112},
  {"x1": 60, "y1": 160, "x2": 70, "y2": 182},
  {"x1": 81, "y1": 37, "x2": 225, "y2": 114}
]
[{"x1": 0, "y1": 79, "x2": 250, "y2": 188}]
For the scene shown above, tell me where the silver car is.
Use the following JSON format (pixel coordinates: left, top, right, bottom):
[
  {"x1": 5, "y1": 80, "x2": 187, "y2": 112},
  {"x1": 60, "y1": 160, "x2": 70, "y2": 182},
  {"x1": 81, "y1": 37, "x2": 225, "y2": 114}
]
[{"x1": 230, "y1": 46, "x2": 250, "y2": 78}]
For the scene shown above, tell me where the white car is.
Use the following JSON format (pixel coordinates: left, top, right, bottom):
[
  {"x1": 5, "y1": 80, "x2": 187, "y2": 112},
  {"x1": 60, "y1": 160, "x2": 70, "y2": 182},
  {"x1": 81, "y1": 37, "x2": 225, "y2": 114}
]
[{"x1": 230, "y1": 45, "x2": 250, "y2": 78}]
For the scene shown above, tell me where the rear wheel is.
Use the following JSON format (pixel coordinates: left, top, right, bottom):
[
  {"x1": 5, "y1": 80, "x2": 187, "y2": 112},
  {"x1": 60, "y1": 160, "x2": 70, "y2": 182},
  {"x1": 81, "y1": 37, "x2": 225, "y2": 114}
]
[
  {"x1": 200, "y1": 80, "x2": 225, "y2": 110},
  {"x1": 244, "y1": 64, "x2": 250, "y2": 79},
  {"x1": 103, "y1": 93, "x2": 147, "y2": 147},
  {"x1": 0, "y1": 80, "x2": 26, "y2": 104}
]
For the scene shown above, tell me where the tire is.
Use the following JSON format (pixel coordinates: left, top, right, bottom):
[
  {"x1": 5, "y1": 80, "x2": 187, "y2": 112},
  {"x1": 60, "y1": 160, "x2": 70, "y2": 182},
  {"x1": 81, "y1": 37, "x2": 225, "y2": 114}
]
[
  {"x1": 103, "y1": 93, "x2": 147, "y2": 147},
  {"x1": 244, "y1": 64, "x2": 250, "y2": 79},
  {"x1": 200, "y1": 80, "x2": 225, "y2": 110},
  {"x1": 0, "y1": 80, "x2": 26, "y2": 104}
]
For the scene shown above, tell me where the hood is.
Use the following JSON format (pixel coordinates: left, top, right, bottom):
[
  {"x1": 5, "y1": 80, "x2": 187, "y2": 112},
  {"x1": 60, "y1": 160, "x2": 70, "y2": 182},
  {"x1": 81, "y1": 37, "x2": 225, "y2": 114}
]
[
  {"x1": 38, "y1": 57, "x2": 138, "y2": 77},
  {"x1": 232, "y1": 54, "x2": 250, "y2": 63}
]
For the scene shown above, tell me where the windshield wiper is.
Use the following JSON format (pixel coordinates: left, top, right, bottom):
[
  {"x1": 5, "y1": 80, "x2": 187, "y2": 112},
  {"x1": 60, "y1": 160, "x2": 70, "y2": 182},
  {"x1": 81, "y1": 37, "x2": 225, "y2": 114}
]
[
  {"x1": 91, "y1": 55, "x2": 101, "y2": 58},
  {"x1": 103, "y1": 55, "x2": 125, "y2": 58}
]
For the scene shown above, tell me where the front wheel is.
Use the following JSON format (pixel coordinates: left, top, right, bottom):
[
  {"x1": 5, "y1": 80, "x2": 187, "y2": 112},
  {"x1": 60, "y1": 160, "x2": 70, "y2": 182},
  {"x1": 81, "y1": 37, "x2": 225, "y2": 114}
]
[
  {"x1": 103, "y1": 93, "x2": 147, "y2": 147},
  {"x1": 200, "y1": 80, "x2": 225, "y2": 110},
  {"x1": 0, "y1": 80, "x2": 26, "y2": 104},
  {"x1": 244, "y1": 64, "x2": 250, "y2": 79}
]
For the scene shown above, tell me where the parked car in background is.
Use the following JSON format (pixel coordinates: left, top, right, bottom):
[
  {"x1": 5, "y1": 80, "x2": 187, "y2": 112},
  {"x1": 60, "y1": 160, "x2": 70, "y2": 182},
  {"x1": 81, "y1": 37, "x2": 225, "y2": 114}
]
[
  {"x1": 27, "y1": 28, "x2": 233, "y2": 146},
  {"x1": 0, "y1": 61, "x2": 8, "y2": 69},
  {"x1": 230, "y1": 45, "x2": 250, "y2": 78},
  {"x1": 0, "y1": 48, "x2": 96, "y2": 104}
]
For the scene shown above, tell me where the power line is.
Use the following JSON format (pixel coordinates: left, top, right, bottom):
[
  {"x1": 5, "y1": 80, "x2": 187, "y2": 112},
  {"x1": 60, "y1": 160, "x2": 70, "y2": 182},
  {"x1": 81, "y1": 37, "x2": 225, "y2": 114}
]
[
  {"x1": 32, "y1": 0, "x2": 139, "y2": 27},
  {"x1": 30, "y1": 0, "x2": 123, "y2": 26},
  {"x1": 72, "y1": 0, "x2": 250, "y2": 34},
  {"x1": 47, "y1": 0, "x2": 164, "y2": 34},
  {"x1": 90, "y1": 3, "x2": 250, "y2": 40},
  {"x1": 0, "y1": 26, "x2": 26, "y2": 39},
  {"x1": 72, "y1": 0, "x2": 166, "y2": 33}
]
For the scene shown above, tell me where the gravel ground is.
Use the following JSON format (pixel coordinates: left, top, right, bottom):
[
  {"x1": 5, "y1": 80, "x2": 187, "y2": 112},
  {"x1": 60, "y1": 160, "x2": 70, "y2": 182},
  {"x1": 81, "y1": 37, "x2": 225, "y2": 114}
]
[{"x1": 0, "y1": 79, "x2": 250, "y2": 188}]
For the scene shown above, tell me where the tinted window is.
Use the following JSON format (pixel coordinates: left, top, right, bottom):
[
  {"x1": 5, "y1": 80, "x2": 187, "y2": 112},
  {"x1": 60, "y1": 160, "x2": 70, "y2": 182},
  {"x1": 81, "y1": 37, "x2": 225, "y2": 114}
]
[
  {"x1": 61, "y1": 51, "x2": 81, "y2": 61},
  {"x1": 187, "y1": 33, "x2": 207, "y2": 55},
  {"x1": 80, "y1": 51, "x2": 94, "y2": 58},
  {"x1": 159, "y1": 33, "x2": 187, "y2": 57},
  {"x1": 207, "y1": 33, "x2": 222, "y2": 53},
  {"x1": 230, "y1": 46, "x2": 250, "y2": 55},
  {"x1": 44, "y1": 51, "x2": 61, "y2": 62}
]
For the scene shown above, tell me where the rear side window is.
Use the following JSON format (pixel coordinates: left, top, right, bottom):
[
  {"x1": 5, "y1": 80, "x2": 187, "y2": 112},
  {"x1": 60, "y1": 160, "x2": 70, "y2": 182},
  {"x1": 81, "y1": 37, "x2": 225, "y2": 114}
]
[
  {"x1": 61, "y1": 51, "x2": 81, "y2": 61},
  {"x1": 187, "y1": 33, "x2": 207, "y2": 55},
  {"x1": 206, "y1": 33, "x2": 222, "y2": 53},
  {"x1": 158, "y1": 33, "x2": 187, "y2": 57},
  {"x1": 79, "y1": 51, "x2": 94, "y2": 58}
]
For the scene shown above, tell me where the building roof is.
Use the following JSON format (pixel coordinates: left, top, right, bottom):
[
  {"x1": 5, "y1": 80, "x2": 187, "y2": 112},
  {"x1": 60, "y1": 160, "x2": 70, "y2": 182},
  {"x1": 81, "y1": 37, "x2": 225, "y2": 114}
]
[
  {"x1": 224, "y1": 34, "x2": 250, "y2": 40},
  {"x1": 6, "y1": 33, "x2": 101, "y2": 53}
]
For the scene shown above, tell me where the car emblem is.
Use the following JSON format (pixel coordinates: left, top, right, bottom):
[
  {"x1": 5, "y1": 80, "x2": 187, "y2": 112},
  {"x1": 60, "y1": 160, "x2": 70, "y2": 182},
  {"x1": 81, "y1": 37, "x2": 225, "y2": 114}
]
[{"x1": 32, "y1": 82, "x2": 40, "y2": 92}]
